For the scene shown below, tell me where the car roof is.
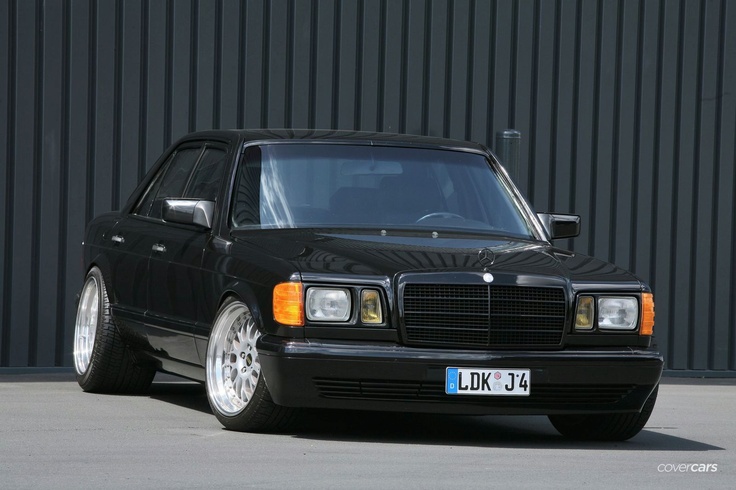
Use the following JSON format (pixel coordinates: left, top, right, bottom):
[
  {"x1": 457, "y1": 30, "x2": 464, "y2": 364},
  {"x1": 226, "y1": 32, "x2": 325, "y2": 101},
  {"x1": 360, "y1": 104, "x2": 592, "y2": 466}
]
[{"x1": 177, "y1": 129, "x2": 489, "y2": 154}]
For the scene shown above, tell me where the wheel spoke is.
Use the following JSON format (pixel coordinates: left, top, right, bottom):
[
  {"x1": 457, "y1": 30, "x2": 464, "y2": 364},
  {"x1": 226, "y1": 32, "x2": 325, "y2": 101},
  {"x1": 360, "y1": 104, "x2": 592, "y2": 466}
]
[{"x1": 231, "y1": 335, "x2": 242, "y2": 351}]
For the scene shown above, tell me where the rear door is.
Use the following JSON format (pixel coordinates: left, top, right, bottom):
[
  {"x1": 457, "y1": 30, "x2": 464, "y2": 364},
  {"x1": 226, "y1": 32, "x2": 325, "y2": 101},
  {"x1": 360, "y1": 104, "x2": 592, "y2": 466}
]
[
  {"x1": 105, "y1": 151, "x2": 180, "y2": 330},
  {"x1": 105, "y1": 218, "x2": 157, "y2": 325}
]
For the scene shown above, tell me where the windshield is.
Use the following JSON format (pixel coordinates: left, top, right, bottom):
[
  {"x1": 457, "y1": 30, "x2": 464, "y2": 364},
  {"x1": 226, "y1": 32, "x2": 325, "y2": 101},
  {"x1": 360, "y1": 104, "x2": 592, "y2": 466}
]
[{"x1": 231, "y1": 143, "x2": 534, "y2": 238}]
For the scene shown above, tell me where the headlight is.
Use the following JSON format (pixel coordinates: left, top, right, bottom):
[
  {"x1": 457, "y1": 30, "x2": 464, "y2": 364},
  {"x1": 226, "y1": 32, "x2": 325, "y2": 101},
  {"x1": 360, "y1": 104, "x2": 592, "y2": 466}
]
[
  {"x1": 598, "y1": 297, "x2": 638, "y2": 330},
  {"x1": 306, "y1": 288, "x2": 351, "y2": 322},
  {"x1": 574, "y1": 294, "x2": 645, "y2": 332}
]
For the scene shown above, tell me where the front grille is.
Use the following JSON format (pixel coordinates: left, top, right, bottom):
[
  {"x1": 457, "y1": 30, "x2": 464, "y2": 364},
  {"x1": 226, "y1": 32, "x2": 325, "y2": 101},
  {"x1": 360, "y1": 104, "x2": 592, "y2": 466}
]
[
  {"x1": 313, "y1": 378, "x2": 636, "y2": 406},
  {"x1": 402, "y1": 284, "x2": 567, "y2": 347}
]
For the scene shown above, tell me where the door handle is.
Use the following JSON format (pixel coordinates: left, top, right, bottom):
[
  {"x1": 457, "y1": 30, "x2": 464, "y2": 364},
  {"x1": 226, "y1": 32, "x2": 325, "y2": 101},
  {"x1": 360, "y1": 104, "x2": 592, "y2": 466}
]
[
  {"x1": 152, "y1": 243, "x2": 166, "y2": 254},
  {"x1": 111, "y1": 235, "x2": 125, "y2": 244}
]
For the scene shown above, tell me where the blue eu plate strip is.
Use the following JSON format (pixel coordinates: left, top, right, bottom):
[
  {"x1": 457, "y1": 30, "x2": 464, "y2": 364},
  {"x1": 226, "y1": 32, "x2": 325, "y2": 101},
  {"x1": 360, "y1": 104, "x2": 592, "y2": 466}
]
[{"x1": 446, "y1": 368, "x2": 459, "y2": 394}]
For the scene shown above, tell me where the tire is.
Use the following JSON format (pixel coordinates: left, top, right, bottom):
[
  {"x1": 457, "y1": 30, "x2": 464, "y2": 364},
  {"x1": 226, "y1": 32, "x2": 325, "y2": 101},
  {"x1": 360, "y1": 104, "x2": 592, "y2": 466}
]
[
  {"x1": 73, "y1": 267, "x2": 155, "y2": 393},
  {"x1": 205, "y1": 297, "x2": 296, "y2": 432},
  {"x1": 548, "y1": 385, "x2": 659, "y2": 441}
]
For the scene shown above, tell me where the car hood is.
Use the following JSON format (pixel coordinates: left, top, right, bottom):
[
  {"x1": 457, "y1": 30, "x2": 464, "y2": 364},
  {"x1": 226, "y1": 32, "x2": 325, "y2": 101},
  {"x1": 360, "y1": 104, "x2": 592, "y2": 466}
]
[{"x1": 231, "y1": 229, "x2": 644, "y2": 289}]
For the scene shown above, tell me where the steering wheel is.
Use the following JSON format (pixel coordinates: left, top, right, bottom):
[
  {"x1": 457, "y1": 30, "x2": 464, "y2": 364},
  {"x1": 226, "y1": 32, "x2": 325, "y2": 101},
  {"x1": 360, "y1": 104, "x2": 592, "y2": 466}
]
[{"x1": 415, "y1": 212, "x2": 465, "y2": 223}]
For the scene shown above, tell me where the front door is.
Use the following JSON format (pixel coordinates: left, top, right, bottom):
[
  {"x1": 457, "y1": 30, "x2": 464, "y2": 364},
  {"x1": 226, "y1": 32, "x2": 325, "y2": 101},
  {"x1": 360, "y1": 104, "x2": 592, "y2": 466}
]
[{"x1": 145, "y1": 144, "x2": 229, "y2": 365}]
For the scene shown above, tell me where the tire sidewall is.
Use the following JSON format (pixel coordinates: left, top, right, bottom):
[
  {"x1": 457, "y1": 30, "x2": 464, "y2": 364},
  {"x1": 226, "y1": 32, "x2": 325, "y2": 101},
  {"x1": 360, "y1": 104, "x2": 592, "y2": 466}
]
[
  {"x1": 549, "y1": 385, "x2": 659, "y2": 441},
  {"x1": 75, "y1": 267, "x2": 105, "y2": 385}
]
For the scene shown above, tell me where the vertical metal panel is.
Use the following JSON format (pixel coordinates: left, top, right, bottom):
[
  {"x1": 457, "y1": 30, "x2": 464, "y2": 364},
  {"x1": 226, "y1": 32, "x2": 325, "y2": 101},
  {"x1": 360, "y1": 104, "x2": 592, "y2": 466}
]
[
  {"x1": 424, "y1": 0, "x2": 453, "y2": 136},
  {"x1": 8, "y1": 0, "x2": 37, "y2": 366},
  {"x1": 381, "y1": 0, "x2": 403, "y2": 133},
  {"x1": 612, "y1": 0, "x2": 639, "y2": 270},
  {"x1": 569, "y1": 0, "x2": 597, "y2": 256},
  {"x1": 242, "y1": 0, "x2": 265, "y2": 128},
  {"x1": 715, "y1": 0, "x2": 736, "y2": 371},
  {"x1": 170, "y1": 1, "x2": 193, "y2": 138},
  {"x1": 357, "y1": 1, "x2": 379, "y2": 131},
  {"x1": 446, "y1": 0, "x2": 470, "y2": 140},
  {"x1": 36, "y1": 0, "x2": 64, "y2": 367},
  {"x1": 490, "y1": 1, "x2": 513, "y2": 135},
  {"x1": 552, "y1": 0, "x2": 577, "y2": 243},
  {"x1": 119, "y1": 1, "x2": 143, "y2": 200},
  {"x1": 290, "y1": 0, "x2": 312, "y2": 128},
  {"x1": 142, "y1": 0, "x2": 167, "y2": 176},
  {"x1": 194, "y1": 1, "x2": 216, "y2": 130},
  {"x1": 512, "y1": 0, "x2": 536, "y2": 195},
  {"x1": 633, "y1": 0, "x2": 660, "y2": 297},
  {"x1": 64, "y1": 1, "x2": 92, "y2": 366},
  {"x1": 692, "y1": 0, "x2": 721, "y2": 370},
  {"x1": 312, "y1": 0, "x2": 337, "y2": 129},
  {"x1": 218, "y1": 1, "x2": 241, "y2": 128},
  {"x1": 467, "y1": 0, "x2": 491, "y2": 143},
  {"x1": 1, "y1": 0, "x2": 735, "y2": 374},
  {"x1": 403, "y1": 0, "x2": 427, "y2": 135},
  {"x1": 0, "y1": 0, "x2": 11, "y2": 365},
  {"x1": 529, "y1": 0, "x2": 556, "y2": 212},
  {"x1": 670, "y1": 0, "x2": 700, "y2": 370}
]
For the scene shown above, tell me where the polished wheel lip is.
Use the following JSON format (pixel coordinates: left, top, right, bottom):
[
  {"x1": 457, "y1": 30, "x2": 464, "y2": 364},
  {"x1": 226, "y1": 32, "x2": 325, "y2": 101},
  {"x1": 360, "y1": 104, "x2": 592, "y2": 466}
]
[
  {"x1": 206, "y1": 302, "x2": 261, "y2": 416},
  {"x1": 73, "y1": 276, "x2": 99, "y2": 375}
]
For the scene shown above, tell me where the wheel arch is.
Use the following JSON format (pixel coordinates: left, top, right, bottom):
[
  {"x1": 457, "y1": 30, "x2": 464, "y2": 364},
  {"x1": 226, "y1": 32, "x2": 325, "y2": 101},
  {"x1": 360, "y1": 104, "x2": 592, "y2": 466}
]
[
  {"x1": 84, "y1": 255, "x2": 115, "y2": 302},
  {"x1": 216, "y1": 280, "x2": 266, "y2": 333},
  {"x1": 214, "y1": 277, "x2": 303, "y2": 338}
]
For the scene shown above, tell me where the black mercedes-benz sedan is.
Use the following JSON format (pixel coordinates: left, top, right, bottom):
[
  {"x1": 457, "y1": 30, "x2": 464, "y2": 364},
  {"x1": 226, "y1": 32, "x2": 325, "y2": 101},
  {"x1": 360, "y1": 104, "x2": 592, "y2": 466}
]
[{"x1": 73, "y1": 129, "x2": 662, "y2": 440}]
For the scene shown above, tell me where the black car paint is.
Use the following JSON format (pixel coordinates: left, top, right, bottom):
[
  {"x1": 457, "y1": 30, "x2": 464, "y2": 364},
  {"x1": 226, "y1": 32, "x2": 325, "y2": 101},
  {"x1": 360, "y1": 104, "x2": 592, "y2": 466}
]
[{"x1": 82, "y1": 129, "x2": 662, "y2": 414}]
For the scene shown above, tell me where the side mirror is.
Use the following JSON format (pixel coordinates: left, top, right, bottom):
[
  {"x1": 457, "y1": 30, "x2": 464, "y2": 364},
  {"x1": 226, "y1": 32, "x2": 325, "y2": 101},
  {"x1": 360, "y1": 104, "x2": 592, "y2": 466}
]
[
  {"x1": 537, "y1": 213, "x2": 581, "y2": 240},
  {"x1": 162, "y1": 199, "x2": 215, "y2": 229}
]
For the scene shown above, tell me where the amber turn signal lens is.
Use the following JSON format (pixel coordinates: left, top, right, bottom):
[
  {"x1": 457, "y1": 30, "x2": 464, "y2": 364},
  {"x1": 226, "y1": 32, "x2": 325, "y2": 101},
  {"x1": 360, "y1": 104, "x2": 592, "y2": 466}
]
[
  {"x1": 273, "y1": 282, "x2": 304, "y2": 326},
  {"x1": 640, "y1": 293, "x2": 655, "y2": 336}
]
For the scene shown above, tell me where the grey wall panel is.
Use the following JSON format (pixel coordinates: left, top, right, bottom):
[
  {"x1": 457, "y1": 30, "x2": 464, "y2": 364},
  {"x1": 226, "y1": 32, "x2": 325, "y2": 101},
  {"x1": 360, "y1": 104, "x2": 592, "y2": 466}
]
[
  {"x1": 652, "y1": 0, "x2": 678, "y2": 371},
  {"x1": 36, "y1": 0, "x2": 63, "y2": 367},
  {"x1": 312, "y1": 0, "x2": 337, "y2": 129},
  {"x1": 0, "y1": 0, "x2": 11, "y2": 365},
  {"x1": 8, "y1": 0, "x2": 36, "y2": 366},
  {"x1": 217, "y1": 1, "x2": 239, "y2": 128},
  {"x1": 467, "y1": 0, "x2": 490, "y2": 143},
  {"x1": 692, "y1": 0, "x2": 720, "y2": 370},
  {"x1": 1, "y1": 0, "x2": 735, "y2": 374},
  {"x1": 569, "y1": 0, "x2": 596, "y2": 256},
  {"x1": 715, "y1": 0, "x2": 736, "y2": 371}
]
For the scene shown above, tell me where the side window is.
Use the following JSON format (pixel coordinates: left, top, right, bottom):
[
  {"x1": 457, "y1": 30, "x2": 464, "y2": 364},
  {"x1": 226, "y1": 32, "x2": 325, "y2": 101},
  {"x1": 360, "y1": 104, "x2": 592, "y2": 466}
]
[
  {"x1": 134, "y1": 153, "x2": 175, "y2": 217},
  {"x1": 135, "y1": 146, "x2": 203, "y2": 219},
  {"x1": 185, "y1": 147, "x2": 227, "y2": 201}
]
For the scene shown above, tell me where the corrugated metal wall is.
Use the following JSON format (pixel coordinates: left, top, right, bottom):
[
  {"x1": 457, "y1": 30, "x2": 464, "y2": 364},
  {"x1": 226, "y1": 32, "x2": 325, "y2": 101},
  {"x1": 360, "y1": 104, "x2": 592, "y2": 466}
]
[{"x1": 1, "y1": 0, "x2": 734, "y2": 374}]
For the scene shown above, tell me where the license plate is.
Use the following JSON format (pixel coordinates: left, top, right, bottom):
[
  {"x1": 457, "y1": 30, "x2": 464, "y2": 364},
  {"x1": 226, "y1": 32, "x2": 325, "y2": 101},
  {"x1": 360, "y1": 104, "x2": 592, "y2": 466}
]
[{"x1": 445, "y1": 368, "x2": 530, "y2": 396}]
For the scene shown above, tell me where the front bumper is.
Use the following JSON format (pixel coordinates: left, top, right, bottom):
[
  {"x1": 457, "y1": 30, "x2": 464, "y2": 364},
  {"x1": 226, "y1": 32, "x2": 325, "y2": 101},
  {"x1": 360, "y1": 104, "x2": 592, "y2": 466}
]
[{"x1": 257, "y1": 335, "x2": 663, "y2": 415}]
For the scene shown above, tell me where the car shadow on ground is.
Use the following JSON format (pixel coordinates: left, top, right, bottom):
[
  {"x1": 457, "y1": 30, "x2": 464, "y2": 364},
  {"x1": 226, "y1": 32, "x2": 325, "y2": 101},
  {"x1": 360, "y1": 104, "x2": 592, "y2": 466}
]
[
  {"x1": 147, "y1": 378, "x2": 212, "y2": 414},
  {"x1": 146, "y1": 379, "x2": 722, "y2": 452},
  {"x1": 293, "y1": 409, "x2": 722, "y2": 451}
]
